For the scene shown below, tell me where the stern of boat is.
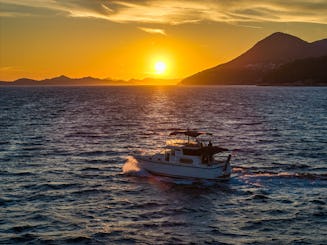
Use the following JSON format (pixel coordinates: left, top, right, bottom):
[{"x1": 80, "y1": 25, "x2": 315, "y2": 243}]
[{"x1": 221, "y1": 154, "x2": 232, "y2": 178}]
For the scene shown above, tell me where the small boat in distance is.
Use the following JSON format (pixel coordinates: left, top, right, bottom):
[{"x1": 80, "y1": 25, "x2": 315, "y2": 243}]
[{"x1": 134, "y1": 130, "x2": 232, "y2": 180}]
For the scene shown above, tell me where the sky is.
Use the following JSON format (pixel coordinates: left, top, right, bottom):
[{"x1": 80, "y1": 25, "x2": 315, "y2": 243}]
[{"x1": 0, "y1": 0, "x2": 327, "y2": 81}]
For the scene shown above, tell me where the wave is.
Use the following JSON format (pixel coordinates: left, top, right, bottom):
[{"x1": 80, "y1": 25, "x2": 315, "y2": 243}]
[
  {"x1": 1, "y1": 170, "x2": 35, "y2": 176},
  {"x1": 71, "y1": 188, "x2": 109, "y2": 195},
  {"x1": 80, "y1": 167, "x2": 102, "y2": 171},
  {"x1": 77, "y1": 150, "x2": 116, "y2": 157}
]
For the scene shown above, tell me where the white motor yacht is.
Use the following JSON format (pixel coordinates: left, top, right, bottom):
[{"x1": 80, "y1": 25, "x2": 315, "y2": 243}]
[{"x1": 134, "y1": 130, "x2": 232, "y2": 180}]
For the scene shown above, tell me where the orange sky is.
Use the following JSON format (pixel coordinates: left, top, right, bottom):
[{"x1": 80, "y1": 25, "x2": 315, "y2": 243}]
[{"x1": 0, "y1": 0, "x2": 327, "y2": 81}]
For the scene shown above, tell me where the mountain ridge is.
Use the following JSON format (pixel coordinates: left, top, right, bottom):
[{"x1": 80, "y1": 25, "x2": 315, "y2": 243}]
[
  {"x1": 181, "y1": 32, "x2": 327, "y2": 85},
  {"x1": 0, "y1": 76, "x2": 179, "y2": 86}
]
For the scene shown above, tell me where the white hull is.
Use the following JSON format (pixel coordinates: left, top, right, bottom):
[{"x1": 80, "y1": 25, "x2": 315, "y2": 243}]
[{"x1": 135, "y1": 156, "x2": 231, "y2": 180}]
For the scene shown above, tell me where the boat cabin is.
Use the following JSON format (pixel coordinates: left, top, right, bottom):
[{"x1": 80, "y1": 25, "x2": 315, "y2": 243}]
[
  {"x1": 162, "y1": 130, "x2": 228, "y2": 166},
  {"x1": 135, "y1": 130, "x2": 232, "y2": 180}
]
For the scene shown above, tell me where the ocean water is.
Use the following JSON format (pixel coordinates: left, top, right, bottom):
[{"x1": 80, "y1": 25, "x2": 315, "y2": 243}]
[{"x1": 0, "y1": 86, "x2": 326, "y2": 244}]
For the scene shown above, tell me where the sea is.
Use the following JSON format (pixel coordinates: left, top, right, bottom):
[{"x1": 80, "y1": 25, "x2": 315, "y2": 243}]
[{"x1": 0, "y1": 86, "x2": 326, "y2": 244}]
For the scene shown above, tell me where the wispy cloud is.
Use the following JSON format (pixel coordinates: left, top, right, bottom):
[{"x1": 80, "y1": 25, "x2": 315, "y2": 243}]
[
  {"x1": 1, "y1": 0, "x2": 327, "y2": 25},
  {"x1": 0, "y1": 66, "x2": 17, "y2": 71},
  {"x1": 138, "y1": 27, "x2": 166, "y2": 35}
]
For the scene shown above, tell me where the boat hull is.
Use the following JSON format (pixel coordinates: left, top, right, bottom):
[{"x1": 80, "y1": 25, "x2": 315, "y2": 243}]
[{"x1": 135, "y1": 156, "x2": 231, "y2": 180}]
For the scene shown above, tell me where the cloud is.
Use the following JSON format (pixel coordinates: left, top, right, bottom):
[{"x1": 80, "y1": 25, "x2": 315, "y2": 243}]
[
  {"x1": 138, "y1": 27, "x2": 166, "y2": 35},
  {"x1": 1, "y1": 0, "x2": 327, "y2": 25},
  {"x1": 0, "y1": 66, "x2": 17, "y2": 71}
]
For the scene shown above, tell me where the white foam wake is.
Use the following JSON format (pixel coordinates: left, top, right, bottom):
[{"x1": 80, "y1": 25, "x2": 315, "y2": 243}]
[{"x1": 122, "y1": 156, "x2": 150, "y2": 177}]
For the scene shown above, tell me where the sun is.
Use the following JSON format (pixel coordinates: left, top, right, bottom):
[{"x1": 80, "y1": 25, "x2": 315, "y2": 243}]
[{"x1": 154, "y1": 61, "x2": 167, "y2": 74}]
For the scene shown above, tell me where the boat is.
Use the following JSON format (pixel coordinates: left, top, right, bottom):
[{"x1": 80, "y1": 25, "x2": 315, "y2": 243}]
[{"x1": 134, "y1": 130, "x2": 232, "y2": 180}]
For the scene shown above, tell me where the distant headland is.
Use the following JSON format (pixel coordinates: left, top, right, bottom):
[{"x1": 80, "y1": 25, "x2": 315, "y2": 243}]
[{"x1": 180, "y1": 32, "x2": 327, "y2": 86}]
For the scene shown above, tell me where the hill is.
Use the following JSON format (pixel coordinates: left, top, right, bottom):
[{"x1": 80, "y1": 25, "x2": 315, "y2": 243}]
[
  {"x1": 262, "y1": 55, "x2": 327, "y2": 85},
  {"x1": 0, "y1": 75, "x2": 126, "y2": 86},
  {"x1": 0, "y1": 76, "x2": 179, "y2": 86},
  {"x1": 181, "y1": 32, "x2": 327, "y2": 85}
]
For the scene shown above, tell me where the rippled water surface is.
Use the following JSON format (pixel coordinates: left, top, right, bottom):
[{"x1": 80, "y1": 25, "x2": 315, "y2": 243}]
[{"x1": 0, "y1": 86, "x2": 326, "y2": 244}]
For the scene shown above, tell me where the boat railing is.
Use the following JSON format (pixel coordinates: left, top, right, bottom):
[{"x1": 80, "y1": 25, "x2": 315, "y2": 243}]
[{"x1": 166, "y1": 139, "x2": 200, "y2": 147}]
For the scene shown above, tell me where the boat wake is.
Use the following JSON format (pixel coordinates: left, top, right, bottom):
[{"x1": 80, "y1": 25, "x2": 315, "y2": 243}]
[
  {"x1": 233, "y1": 166, "x2": 327, "y2": 181},
  {"x1": 122, "y1": 156, "x2": 150, "y2": 177},
  {"x1": 123, "y1": 157, "x2": 327, "y2": 188}
]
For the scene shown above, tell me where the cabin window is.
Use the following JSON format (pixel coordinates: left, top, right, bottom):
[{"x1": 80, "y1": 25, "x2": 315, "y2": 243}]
[
  {"x1": 183, "y1": 148, "x2": 202, "y2": 156},
  {"x1": 165, "y1": 152, "x2": 170, "y2": 161},
  {"x1": 171, "y1": 150, "x2": 175, "y2": 156},
  {"x1": 180, "y1": 158, "x2": 193, "y2": 164},
  {"x1": 175, "y1": 149, "x2": 181, "y2": 156}
]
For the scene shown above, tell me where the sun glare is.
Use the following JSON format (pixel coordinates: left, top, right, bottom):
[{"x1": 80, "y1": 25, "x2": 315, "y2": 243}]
[{"x1": 154, "y1": 61, "x2": 167, "y2": 74}]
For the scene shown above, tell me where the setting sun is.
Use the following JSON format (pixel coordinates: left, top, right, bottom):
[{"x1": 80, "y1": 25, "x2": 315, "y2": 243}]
[{"x1": 154, "y1": 61, "x2": 167, "y2": 74}]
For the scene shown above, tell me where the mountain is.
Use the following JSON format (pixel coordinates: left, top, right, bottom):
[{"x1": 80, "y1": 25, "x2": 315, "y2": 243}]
[
  {"x1": 181, "y1": 32, "x2": 327, "y2": 85},
  {"x1": 6, "y1": 78, "x2": 41, "y2": 85},
  {"x1": 0, "y1": 75, "x2": 126, "y2": 86},
  {"x1": 262, "y1": 55, "x2": 327, "y2": 85},
  {"x1": 0, "y1": 76, "x2": 179, "y2": 86},
  {"x1": 39, "y1": 75, "x2": 126, "y2": 85}
]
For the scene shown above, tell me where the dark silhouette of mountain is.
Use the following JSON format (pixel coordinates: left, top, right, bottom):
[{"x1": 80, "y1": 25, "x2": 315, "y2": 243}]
[
  {"x1": 262, "y1": 55, "x2": 327, "y2": 85},
  {"x1": 0, "y1": 75, "x2": 126, "y2": 86},
  {"x1": 181, "y1": 32, "x2": 327, "y2": 85},
  {"x1": 40, "y1": 75, "x2": 125, "y2": 85},
  {"x1": 6, "y1": 78, "x2": 41, "y2": 85},
  {"x1": 0, "y1": 75, "x2": 179, "y2": 86}
]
